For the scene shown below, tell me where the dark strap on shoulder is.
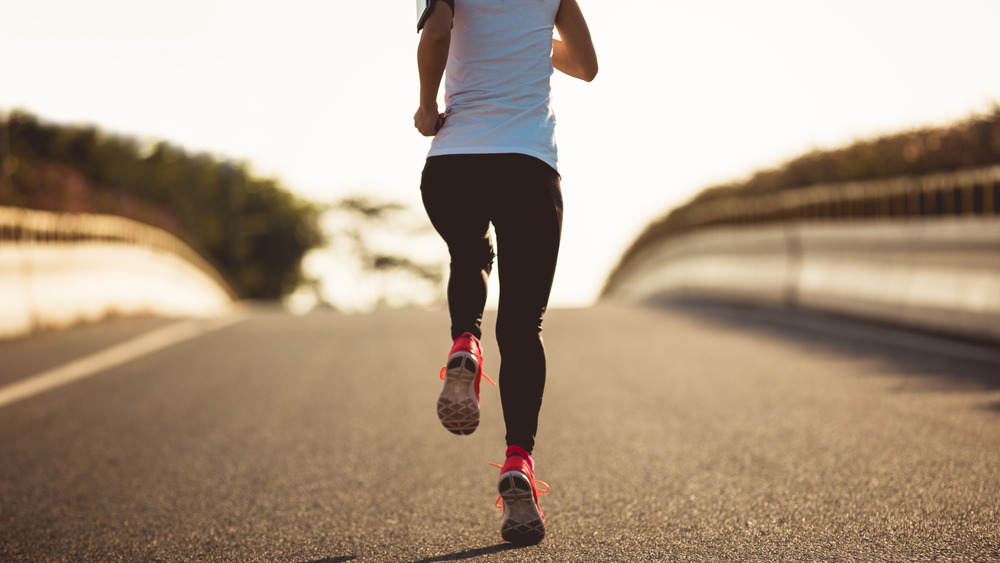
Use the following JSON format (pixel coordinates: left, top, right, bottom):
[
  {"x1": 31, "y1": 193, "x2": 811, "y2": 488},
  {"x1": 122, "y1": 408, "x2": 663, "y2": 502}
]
[{"x1": 417, "y1": 0, "x2": 455, "y2": 32}]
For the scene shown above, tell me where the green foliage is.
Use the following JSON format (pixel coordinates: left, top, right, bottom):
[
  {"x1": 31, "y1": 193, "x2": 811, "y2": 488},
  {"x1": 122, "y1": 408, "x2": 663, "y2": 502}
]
[
  {"x1": 694, "y1": 105, "x2": 1000, "y2": 202},
  {"x1": 0, "y1": 109, "x2": 324, "y2": 299},
  {"x1": 646, "y1": 105, "x2": 1000, "y2": 232}
]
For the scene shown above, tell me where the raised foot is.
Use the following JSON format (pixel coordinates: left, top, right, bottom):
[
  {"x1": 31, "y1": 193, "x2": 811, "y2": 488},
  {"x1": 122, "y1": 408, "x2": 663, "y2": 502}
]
[{"x1": 437, "y1": 353, "x2": 480, "y2": 435}]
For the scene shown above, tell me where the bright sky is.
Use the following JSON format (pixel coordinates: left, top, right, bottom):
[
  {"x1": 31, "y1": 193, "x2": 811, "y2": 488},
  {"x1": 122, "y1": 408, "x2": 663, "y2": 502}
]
[{"x1": 3, "y1": 0, "x2": 1000, "y2": 309}]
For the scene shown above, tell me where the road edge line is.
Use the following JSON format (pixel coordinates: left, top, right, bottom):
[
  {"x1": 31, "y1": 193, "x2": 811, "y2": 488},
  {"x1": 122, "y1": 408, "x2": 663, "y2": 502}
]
[{"x1": 0, "y1": 314, "x2": 246, "y2": 409}]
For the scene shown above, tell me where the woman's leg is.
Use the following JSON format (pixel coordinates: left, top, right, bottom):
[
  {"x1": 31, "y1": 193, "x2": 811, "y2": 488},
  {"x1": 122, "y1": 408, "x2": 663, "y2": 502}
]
[
  {"x1": 420, "y1": 155, "x2": 495, "y2": 340},
  {"x1": 422, "y1": 153, "x2": 562, "y2": 451},
  {"x1": 490, "y1": 154, "x2": 563, "y2": 455}
]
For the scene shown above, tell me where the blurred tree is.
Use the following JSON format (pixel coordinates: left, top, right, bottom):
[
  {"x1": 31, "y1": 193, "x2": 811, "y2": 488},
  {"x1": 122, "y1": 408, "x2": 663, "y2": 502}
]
[
  {"x1": 0, "y1": 109, "x2": 324, "y2": 299},
  {"x1": 322, "y1": 195, "x2": 444, "y2": 310}
]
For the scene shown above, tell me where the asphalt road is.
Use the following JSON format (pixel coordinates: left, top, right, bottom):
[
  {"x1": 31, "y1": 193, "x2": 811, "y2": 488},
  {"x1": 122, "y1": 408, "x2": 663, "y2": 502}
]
[{"x1": 1, "y1": 303, "x2": 999, "y2": 562}]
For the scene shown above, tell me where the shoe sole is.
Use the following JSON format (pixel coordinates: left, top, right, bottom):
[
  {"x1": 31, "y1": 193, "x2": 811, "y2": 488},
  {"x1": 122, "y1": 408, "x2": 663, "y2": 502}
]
[
  {"x1": 437, "y1": 352, "x2": 480, "y2": 435},
  {"x1": 498, "y1": 470, "x2": 545, "y2": 545}
]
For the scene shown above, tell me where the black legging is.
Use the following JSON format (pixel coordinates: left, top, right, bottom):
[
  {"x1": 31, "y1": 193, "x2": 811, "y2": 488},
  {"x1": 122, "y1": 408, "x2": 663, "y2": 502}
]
[{"x1": 420, "y1": 153, "x2": 563, "y2": 454}]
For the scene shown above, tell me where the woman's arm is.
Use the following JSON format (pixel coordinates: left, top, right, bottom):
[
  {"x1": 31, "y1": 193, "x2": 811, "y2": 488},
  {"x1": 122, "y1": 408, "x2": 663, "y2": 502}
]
[
  {"x1": 414, "y1": 1, "x2": 453, "y2": 136},
  {"x1": 552, "y1": 0, "x2": 598, "y2": 82}
]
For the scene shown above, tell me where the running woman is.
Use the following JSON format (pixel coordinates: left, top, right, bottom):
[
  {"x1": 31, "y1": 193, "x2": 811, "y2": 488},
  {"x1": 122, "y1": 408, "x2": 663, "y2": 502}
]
[{"x1": 415, "y1": 0, "x2": 597, "y2": 545}]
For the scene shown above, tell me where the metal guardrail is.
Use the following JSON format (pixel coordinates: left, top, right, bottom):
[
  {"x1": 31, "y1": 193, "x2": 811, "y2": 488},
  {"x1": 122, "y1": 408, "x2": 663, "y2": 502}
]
[
  {"x1": 605, "y1": 165, "x2": 1000, "y2": 296},
  {"x1": 623, "y1": 165, "x2": 999, "y2": 256},
  {"x1": 0, "y1": 206, "x2": 236, "y2": 299},
  {"x1": 666, "y1": 165, "x2": 1000, "y2": 232}
]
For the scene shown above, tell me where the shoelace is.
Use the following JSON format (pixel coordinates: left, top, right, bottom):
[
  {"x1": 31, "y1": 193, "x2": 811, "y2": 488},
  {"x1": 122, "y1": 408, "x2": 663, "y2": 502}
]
[
  {"x1": 438, "y1": 365, "x2": 496, "y2": 386},
  {"x1": 488, "y1": 462, "x2": 550, "y2": 509}
]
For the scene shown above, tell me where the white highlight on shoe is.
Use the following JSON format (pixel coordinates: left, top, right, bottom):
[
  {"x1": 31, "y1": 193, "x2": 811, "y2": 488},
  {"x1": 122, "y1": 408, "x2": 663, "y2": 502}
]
[{"x1": 0, "y1": 315, "x2": 246, "y2": 409}]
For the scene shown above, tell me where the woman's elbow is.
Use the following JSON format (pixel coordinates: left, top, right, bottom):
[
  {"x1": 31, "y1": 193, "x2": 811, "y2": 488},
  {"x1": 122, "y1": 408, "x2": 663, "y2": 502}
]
[{"x1": 578, "y1": 60, "x2": 598, "y2": 82}]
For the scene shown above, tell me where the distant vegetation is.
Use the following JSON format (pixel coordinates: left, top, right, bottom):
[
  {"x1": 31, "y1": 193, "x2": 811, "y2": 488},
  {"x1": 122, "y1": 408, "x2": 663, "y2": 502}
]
[
  {"x1": 681, "y1": 105, "x2": 1000, "y2": 208},
  {"x1": 316, "y1": 196, "x2": 445, "y2": 311},
  {"x1": 0, "y1": 109, "x2": 324, "y2": 299}
]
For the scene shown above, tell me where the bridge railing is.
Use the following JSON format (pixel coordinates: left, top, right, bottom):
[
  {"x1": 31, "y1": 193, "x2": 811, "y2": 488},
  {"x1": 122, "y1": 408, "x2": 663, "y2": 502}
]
[
  {"x1": 658, "y1": 164, "x2": 999, "y2": 231},
  {"x1": 0, "y1": 206, "x2": 236, "y2": 300},
  {"x1": 0, "y1": 206, "x2": 236, "y2": 339},
  {"x1": 611, "y1": 165, "x2": 1000, "y2": 285},
  {"x1": 602, "y1": 166, "x2": 1000, "y2": 343},
  {"x1": 681, "y1": 165, "x2": 998, "y2": 226}
]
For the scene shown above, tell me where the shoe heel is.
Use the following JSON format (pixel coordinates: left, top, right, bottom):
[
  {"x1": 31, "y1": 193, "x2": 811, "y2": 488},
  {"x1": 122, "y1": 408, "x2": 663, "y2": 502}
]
[
  {"x1": 498, "y1": 472, "x2": 532, "y2": 498},
  {"x1": 437, "y1": 352, "x2": 480, "y2": 435},
  {"x1": 498, "y1": 471, "x2": 545, "y2": 544},
  {"x1": 446, "y1": 354, "x2": 478, "y2": 382}
]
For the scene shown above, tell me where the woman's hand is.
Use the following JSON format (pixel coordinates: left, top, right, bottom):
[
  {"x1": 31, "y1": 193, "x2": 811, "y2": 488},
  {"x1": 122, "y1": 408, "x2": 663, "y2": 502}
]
[{"x1": 414, "y1": 105, "x2": 445, "y2": 137}]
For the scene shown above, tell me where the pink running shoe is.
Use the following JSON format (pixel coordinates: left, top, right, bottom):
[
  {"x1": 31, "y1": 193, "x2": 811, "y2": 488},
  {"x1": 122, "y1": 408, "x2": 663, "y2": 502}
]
[
  {"x1": 437, "y1": 333, "x2": 494, "y2": 435},
  {"x1": 496, "y1": 445, "x2": 548, "y2": 545}
]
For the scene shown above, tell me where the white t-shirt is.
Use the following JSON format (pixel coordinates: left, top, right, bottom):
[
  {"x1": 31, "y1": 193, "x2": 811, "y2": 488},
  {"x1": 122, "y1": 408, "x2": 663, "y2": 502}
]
[{"x1": 427, "y1": 0, "x2": 561, "y2": 172}]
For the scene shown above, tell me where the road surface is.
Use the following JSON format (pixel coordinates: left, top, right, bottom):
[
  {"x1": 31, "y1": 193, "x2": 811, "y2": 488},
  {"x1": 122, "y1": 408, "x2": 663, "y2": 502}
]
[{"x1": 1, "y1": 302, "x2": 999, "y2": 562}]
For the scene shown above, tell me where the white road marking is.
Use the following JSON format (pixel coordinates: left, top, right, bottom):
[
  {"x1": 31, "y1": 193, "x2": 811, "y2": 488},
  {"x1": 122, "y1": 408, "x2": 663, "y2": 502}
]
[{"x1": 0, "y1": 315, "x2": 246, "y2": 409}]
